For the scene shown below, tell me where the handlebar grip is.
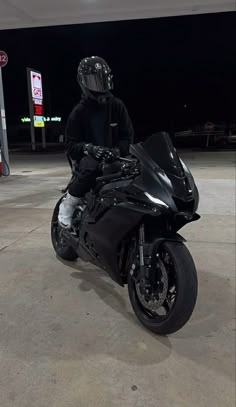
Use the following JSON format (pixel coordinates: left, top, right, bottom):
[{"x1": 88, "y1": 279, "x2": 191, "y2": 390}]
[{"x1": 96, "y1": 171, "x2": 123, "y2": 183}]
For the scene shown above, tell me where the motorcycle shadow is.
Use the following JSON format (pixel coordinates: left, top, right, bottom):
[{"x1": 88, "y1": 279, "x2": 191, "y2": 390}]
[
  {"x1": 57, "y1": 257, "x2": 173, "y2": 365},
  {"x1": 59, "y1": 257, "x2": 235, "y2": 339},
  {"x1": 56, "y1": 257, "x2": 234, "y2": 375},
  {"x1": 166, "y1": 266, "x2": 235, "y2": 380},
  {"x1": 173, "y1": 267, "x2": 235, "y2": 339}
]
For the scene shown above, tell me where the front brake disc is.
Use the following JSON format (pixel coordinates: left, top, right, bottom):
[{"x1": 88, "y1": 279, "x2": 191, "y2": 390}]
[{"x1": 136, "y1": 259, "x2": 168, "y2": 311}]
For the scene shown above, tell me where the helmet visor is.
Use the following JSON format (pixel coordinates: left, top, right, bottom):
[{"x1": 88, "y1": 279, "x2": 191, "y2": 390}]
[{"x1": 82, "y1": 71, "x2": 113, "y2": 93}]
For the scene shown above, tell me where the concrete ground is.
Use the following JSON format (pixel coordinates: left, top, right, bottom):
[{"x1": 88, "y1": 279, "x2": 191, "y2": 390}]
[{"x1": 0, "y1": 150, "x2": 235, "y2": 407}]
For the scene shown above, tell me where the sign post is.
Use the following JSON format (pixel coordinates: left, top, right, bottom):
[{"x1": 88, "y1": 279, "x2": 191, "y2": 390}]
[
  {"x1": 27, "y1": 68, "x2": 36, "y2": 151},
  {"x1": 42, "y1": 122, "x2": 46, "y2": 150},
  {"x1": 0, "y1": 50, "x2": 10, "y2": 176},
  {"x1": 27, "y1": 68, "x2": 46, "y2": 151}
]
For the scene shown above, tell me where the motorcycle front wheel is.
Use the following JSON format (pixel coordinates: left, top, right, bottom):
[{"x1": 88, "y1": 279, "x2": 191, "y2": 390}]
[
  {"x1": 51, "y1": 196, "x2": 78, "y2": 261},
  {"x1": 128, "y1": 241, "x2": 198, "y2": 335}
]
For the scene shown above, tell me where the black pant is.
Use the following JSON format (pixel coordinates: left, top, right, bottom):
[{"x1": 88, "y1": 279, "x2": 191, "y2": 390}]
[{"x1": 69, "y1": 156, "x2": 99, "y2": 197}]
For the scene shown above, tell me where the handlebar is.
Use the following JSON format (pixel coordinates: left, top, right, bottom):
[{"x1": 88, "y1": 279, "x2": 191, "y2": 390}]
[
  {"x1": 96, "y1": 171, "x2": 123, "y2": 183},
  {"x1": 66, "y1": 151, "x2": 139, "y2": 182},
  {"x1": 97, "y1": 157, "x2": 139, "y2": 184},
  {"x1": 118, "y1": 157, "x2": 136, "y2": 163}
]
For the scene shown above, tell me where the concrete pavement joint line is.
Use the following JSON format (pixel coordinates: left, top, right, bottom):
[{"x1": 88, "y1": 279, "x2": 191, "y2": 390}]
[
  {"x1": 27, "y1": 225, "x2": 45, "y2": 235},
  {"x1": 0, "y1": 236, "x2": 24, "y2": 253},
  {"x1": 0, "y1": 245, "x2": 10, "y2": 253},
  {"x1": 0, "y1": 225, "x2": 44, "y2": 254}
]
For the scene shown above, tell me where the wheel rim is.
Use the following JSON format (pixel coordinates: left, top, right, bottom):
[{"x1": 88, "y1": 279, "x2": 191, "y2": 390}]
[
  {"x1": 134, "y1": 247, "x2": 177, "y2": 321},
  {"x1": 52, "y1": 218, "x2": 68, "y2": 250}
]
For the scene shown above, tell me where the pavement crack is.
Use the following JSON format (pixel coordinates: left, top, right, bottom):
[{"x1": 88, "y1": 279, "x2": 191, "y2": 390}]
[
  {"x1": 0, "y1": 226, "x2": 43, "y2": 254},
  {"x1": 0, "y1": 237, "x2": 22, "y2": 253},
  {"x1": 0, "y1": 245, "x2": 10, "y2": 253},
  {"x1": 28, "y1": 225, "x2": 42, "y2": 234}
]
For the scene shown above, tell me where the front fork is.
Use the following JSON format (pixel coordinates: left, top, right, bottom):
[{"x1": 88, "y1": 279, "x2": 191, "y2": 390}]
[
  {"x1": 139, "y1": 224, "x2": 145, "y2": 264},
  {"x1": 135, "y1": 223, "x2": 155, "y2": 290}
]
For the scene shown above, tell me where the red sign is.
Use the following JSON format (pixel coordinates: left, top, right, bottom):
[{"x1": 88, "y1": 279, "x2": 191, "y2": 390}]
[
  {"x1": 34, "y1": 103, "x2": 43, "y2": 116},
  {"x1": 0, "y1": 50, "x2": 8, "y2": 68}
]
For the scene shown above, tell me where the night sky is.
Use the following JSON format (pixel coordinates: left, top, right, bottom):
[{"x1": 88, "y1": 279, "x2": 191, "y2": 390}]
[{"x1": 0, "y1": 12, "x2": 235, "y2": 139}]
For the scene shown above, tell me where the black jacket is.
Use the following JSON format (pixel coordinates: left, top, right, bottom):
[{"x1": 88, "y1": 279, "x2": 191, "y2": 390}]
[{"x1": 66, "y1": 94, "x2": 134, "y2": 161}]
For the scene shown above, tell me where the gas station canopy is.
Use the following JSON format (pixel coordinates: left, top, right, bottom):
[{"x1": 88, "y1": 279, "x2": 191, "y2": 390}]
[{"x1": 0, "y1": 0, "x2": 235, "y2": 30}]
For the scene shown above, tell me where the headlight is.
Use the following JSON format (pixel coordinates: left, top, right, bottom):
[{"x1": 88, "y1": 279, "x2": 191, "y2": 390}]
[
  {"x1": 180, "y1": 159, "x2": 195, "y2": 192},
  {"x1": 144, "y1": 192, "x2": 169, "y2": 208}
]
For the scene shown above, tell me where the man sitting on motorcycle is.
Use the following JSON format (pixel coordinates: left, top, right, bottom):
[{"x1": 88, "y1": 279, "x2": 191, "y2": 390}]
[{"x1": 58, "y1": 56, "x2": 134, "y2": 228}]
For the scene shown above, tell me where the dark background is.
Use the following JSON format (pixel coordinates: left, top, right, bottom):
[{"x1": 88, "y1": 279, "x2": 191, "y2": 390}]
[{"x1": 0, "y1": 12, "x2": 235, "y2": 141}]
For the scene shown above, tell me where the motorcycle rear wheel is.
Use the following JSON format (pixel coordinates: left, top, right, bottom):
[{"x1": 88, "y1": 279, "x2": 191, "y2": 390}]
[
  {"x1": 128, "y1": 241, "x2": 198, "y2": 335},
  {"x1": 51, "y1": 196, "x2": 78, "y2": 261}
]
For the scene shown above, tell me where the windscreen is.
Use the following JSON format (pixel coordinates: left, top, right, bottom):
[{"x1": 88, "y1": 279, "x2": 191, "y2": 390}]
[{"x1": 142, "y1": 133, "x2": 184, "y2": 177}]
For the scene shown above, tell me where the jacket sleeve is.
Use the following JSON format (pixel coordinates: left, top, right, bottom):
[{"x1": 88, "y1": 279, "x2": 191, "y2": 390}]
[
  {"x1": 65, "y1": 107, "x2": 85, "y2": 161},
  {"x1": 117, "y1": 100, "x2": 134, "y2": 156}
]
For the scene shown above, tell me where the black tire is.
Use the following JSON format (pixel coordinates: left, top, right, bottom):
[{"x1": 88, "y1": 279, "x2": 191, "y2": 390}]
[
  {"x1": 51, "y1": 196, "x2": 78, "y2": 261},
  {"x1": 128, "y1": 241, "x2": 198, "y2": 335}
]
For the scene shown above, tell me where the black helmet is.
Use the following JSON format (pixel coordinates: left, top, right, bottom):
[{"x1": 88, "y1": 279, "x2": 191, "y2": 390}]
[{"x1": 77, "y1": 56, "x2": 113, "y2": 94}]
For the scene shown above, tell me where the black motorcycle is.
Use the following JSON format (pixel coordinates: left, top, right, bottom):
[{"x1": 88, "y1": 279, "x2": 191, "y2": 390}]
[{"x1": 51, "y1": 133, "x2": 200, "y2": 335}]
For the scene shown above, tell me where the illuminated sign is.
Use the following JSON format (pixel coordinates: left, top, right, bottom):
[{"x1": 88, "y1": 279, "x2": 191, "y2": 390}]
[
  {"x1": 33, "y1": 98, "x2": 43, "y2": 105},
  {"x1": 30, "y1": 71, "x2": 43, "y2": 100},
  {"x1": 29, "y1": 69, "x2": 45, "y2": 127},
  {"x1": 21, "y1": 116, "x2": 62, "y2": 123},
  {"x1": 34, "y1": 104, "x2": 43, "y2": 116},
  {"x1": 48, "y1": 117, "x2": 61, "y2": 122},
  {"x1": 34, "y1": 121, "x2": 45, "y2": 128},
  {"x1": 33, "y1": 115, "x2": 45, "y2": 127}
]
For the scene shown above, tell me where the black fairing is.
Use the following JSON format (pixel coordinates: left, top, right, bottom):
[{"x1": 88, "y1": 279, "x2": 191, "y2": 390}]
[
  {"x1": 78, "y1": 206, "x2": 143, "y2": 285},
  {"x1": 130, "y1": 132, "x2": 199, "y2": 214}
]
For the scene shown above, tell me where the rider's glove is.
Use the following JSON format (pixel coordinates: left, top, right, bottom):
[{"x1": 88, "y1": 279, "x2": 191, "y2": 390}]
[
  {"x1": 104, "y1": 147, "x2": 120, "y2": 162},
  {"x1": 84, "y1": 144, "x2": 107, "y2": 160},
  {"x1": 111, "y1": 148, "x2": 120, "y2": 159}
]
